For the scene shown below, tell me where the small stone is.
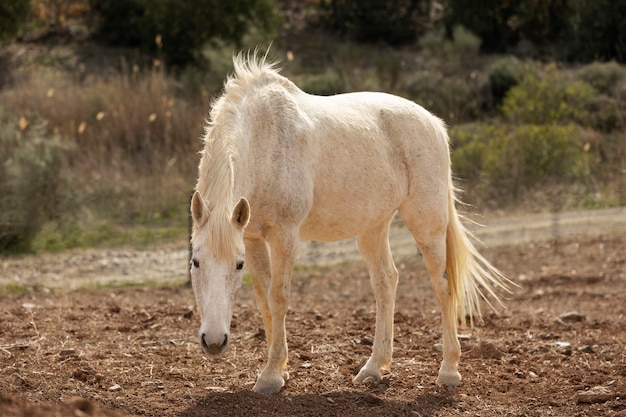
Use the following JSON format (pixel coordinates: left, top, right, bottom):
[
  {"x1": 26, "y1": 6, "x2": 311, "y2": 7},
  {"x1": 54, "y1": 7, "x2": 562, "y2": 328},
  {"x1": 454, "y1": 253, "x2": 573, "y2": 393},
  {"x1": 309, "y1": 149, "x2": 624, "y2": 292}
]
[
  {"x1": 205, "y1": 386, "x2": 227, "y2": 392},
  {"x1": 554, "y1": 341, "x2": 572, "y2": 355},
  {"x1": 576, "y1": 386, "x2": 614, "y2": 404},
  {"x1": 108, "y1": 384, "x2": 121, "y2": 392},
  {"x1": 326, "y1": 397, "x2": 335, "y2": 404},
  {"x1": 360, "y1": 336, "x2": 374, "y2": 346},
  {"x1": 59, "y1": 348, "x2": 76, "y2": 356},
  {"x1": 529, "y1": 371, "x2": 538, "y2": 378},
  {"x1": 433, "y1": 343, "x2": 443, "y2": 352},
  {"x1": 579, "y1": 345, "x2": 594, "y2": 354},
  {"x1": 558, "y1": 311, "x2": 586, "y2": 322}
]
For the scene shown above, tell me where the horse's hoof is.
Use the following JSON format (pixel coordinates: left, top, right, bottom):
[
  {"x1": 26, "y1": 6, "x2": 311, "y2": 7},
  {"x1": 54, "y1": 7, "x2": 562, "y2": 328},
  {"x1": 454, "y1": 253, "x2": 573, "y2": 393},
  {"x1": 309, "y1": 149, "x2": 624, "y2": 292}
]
[
  {"x1": 353, "y1": 368, "x2": 382, "y2": 385},
  {"x1": 253, "y1": 376, "x2": 285, "y2": 395},
  {"x1": 436, "y1": 370, "x2": 461, "y2": 387}
]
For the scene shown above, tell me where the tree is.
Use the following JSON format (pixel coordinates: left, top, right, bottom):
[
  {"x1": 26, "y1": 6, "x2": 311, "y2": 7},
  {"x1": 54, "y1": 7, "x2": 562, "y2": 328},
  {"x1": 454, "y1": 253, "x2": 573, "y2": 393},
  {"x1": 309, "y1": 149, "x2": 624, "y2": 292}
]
[
  {"x1": 89, "y1": 0, "x2": 278, "y2": 67},
  {"x1": 0, "y1": 0, "x2": 31, "y2": 41},
  {"x1": 319, "y1": 0, "x2": 430, "y2": 45},
  {"x1": 444, "y1": 0, "x2": 573, "y2": 54},
  {"x1": 568, "y1": 0, "x2": 626, "y2": 62}
]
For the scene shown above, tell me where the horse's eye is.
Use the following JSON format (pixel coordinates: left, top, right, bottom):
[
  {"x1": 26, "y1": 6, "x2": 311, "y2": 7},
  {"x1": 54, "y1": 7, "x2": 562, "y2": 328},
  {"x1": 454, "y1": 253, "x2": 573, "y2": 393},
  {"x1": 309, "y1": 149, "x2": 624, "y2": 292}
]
[
  {"x1": 236, "y1": 260, "x2": 244, "y2": 270},
  {"x1": 192, "y1": 258, "x2": 200, "y2": 268}
]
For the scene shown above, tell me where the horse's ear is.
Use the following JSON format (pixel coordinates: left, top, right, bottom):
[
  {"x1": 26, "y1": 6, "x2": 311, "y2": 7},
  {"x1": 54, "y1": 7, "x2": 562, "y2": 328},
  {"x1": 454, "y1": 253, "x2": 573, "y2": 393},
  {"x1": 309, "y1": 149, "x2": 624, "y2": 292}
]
[
  {"x1": 191, "y1": 191, "x2": 209, "y2": 226},
  {"x1": 231, "y1": 197, "x2": 250, "y2": 229}
]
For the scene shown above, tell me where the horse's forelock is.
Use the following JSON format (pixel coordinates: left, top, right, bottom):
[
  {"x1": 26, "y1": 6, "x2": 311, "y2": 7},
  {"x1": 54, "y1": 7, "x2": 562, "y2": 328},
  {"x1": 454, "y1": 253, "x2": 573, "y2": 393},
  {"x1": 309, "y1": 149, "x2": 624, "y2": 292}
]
[{"x1": 208, "y1": 208, "x2": 240, "y2": 265}]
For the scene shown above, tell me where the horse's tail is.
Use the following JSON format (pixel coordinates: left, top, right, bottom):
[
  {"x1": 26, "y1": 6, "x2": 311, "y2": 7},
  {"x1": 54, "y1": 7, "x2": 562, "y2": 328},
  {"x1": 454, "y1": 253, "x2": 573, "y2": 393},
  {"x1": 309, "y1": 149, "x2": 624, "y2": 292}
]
[{"x1": 445, "y1": 185, "x2": 513, "y2": 327}]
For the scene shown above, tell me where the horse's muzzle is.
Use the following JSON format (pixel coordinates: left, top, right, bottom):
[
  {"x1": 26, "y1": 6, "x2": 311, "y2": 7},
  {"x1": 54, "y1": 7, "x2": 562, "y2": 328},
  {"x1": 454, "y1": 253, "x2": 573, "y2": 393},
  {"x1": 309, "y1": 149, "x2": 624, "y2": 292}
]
[{"x1": 200, "y1": 332, "x2": 229, "y2": 355}]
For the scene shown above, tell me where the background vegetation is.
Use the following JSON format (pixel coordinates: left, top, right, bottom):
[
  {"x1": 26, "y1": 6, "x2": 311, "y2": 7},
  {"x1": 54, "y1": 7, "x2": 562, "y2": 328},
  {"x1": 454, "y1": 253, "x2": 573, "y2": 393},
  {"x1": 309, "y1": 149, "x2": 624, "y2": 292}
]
[{"x1": 0, "y1": 0, "x2": 624, "y2": 253}]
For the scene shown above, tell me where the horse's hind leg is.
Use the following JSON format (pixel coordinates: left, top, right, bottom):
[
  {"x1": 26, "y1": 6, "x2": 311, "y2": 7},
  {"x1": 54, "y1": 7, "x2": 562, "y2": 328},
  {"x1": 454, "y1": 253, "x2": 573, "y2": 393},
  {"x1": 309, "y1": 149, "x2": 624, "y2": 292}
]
[
  {"x1": 354, "y1": 216, "x2": 399, "y2": 384},
  {"x1": 399, "y1": 203, "x2": 462, "y2": 387}
]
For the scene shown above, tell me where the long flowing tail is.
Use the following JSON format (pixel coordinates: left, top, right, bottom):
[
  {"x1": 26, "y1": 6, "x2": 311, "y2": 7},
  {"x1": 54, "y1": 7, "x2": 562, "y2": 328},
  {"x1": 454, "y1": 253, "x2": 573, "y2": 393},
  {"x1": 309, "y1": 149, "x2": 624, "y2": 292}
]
[{"x1": 445, "y1": 185, "x2": 514, "y2": 327}]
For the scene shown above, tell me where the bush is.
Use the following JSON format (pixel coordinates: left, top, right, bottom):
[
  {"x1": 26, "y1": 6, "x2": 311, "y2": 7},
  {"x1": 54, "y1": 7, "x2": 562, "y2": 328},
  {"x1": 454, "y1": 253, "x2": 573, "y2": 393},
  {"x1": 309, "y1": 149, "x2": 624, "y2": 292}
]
[
  {"x1": 487, "y1": 57, "x2": 525, "y2": 106},
  {"x1": 501, "y1": 70, "x2": 596, "y2": 125},
  {"x1": 301, "y1": 69, "x2": 346, "y2": 95},
  {"x1": 576, "y1": 61, "x2": 626, "y2": 95},
  {"x1": 451, "y1": 123, "x2": 595, "y2": 200},
  {"x1": 405, "y1": 70, "x2": 478, "y2": 122},
  {"x1": 0, "y1": 116, "x2": 70, "y2": 252},
  {"x1": 418, "y1": 25, "x2": 481, "y2": 63}
]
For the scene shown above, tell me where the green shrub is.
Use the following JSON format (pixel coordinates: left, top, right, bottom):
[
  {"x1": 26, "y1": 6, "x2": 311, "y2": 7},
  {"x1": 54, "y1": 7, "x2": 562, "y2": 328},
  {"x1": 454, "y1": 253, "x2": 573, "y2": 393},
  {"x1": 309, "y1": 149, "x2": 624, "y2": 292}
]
[
  {"x1": 487, "y1": 57, "x2": 525, "y2": 106},
  {"x1": 451, "y1": 123, "x2": 595, "y2": 199},
  {"x1": 418, "y1": 25, "x2": 481, "y2": 63},
  {"x1": 301, "y1": 69, "x2": 346, "y2": 96},
  {"x1": 450, "y1": 124, "x2": 492, "y2": 181},
  {"x1": 0, "y1": 116, "x2": 70, "y2": 252},
  {"x1": 487, "y1": 124, "x2": 593, "y2": 198},
  {"x1": 405, "y1": 70, "x2": 478, "y2": 122},
  {"x1": 501, "y1": 71, "x2": 596, "y2": 125},
  {"x1": 576, "y1": 61, "x2": 626, "y2": 95}
]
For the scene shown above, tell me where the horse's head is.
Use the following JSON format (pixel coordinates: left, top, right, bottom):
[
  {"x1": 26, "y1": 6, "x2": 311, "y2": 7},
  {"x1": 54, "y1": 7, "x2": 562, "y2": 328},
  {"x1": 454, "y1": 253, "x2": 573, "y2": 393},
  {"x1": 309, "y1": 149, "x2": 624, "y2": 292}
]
[{"x1": 189, "y1": 191, "x2": 250, "y2": 356}]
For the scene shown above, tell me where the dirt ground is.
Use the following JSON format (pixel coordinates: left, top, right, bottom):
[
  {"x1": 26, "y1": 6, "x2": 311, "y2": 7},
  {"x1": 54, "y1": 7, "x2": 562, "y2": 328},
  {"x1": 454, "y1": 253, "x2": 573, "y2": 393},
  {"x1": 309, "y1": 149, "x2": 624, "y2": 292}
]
[{"x1": 1, "y1": 231, "x2": 625, "y2": 416}]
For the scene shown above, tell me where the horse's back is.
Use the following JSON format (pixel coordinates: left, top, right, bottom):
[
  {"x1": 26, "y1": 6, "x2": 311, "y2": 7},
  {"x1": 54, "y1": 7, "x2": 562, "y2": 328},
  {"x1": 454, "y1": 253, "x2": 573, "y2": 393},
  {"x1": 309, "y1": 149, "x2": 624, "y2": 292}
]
[{"x1": 289, "y1": 91, "x2": 451, "y2": 241}]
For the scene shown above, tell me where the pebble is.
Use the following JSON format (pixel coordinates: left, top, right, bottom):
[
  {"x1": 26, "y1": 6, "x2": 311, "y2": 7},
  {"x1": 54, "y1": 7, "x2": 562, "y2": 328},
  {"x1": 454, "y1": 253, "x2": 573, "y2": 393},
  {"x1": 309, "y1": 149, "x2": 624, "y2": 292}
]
[
  {"x1": 108, "y1": 384, "x2": 121, "y2": 392},
  {"x1": 579, "y1": 345, "x2": 594, "y2": 353},
  {"x1": 577, "y1": 386, "x2": 614, "y2": 404},
  {"x1": 59, "y1": 348, "x2": 76, "y2": 356},
  {"x1": 558, "y1": 311, "x2": 586, "y2": 322},
  {"x1": 554, "y1": 341, "x2": 572, "y2": 355}
]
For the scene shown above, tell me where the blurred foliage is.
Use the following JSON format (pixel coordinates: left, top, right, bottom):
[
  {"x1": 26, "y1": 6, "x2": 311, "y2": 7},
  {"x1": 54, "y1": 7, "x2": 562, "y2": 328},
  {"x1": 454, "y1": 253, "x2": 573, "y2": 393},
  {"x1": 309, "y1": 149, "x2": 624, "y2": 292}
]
[
  {"x1": 0, "y1": 115, "x2": 71, "y2": 252},
  {"x1": 0, "y1": 0, "x2": 31, "y2": 40},
  {"x1": 319, "y1": 0, "x2": 430, "y2": 45},
  {"x1": 444, "y1": 0, "x2": 572, "y2": 55},
  {"x1": 0, "y1": 0, "x2": 625, "y2": 253},
  {"x1": 89, "y1": 0, "x2": 278, "y2": 67},
  {"x1": 451, "y1": 124, "x2": 595, "y2": 200},
  {"x1": 501, "y1": 69, "x2": 596, "y2": 125},
  {"x1": 301, "y1": 68, "x2": 346, "y2": 95},
  {"x1": 568, "y1": 0, "x2": 626, "y2": 63},
  {"x1": 486, "y1": 57, "x2": 525, "y2": 106}
]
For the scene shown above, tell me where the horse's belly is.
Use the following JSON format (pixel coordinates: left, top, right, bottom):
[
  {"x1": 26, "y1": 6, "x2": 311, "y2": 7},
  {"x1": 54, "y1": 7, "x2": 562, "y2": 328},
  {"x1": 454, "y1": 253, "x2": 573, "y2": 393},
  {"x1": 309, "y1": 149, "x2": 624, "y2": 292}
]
[{"x1": 298, "y1": 196, "x2": 400, "y2": 242}]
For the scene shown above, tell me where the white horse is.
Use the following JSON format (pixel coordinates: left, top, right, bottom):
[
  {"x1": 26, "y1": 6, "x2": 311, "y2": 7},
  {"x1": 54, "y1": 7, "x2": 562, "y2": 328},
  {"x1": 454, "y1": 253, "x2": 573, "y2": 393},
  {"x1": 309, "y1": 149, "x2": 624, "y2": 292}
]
[{"x1": 190, "y1": 52, "x2": 511, "y2": 394}]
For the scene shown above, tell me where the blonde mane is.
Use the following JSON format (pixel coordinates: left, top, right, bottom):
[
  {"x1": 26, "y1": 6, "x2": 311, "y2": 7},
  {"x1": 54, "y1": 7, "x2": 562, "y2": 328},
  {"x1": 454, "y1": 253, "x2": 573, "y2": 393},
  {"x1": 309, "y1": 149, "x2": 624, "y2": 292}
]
[{"x1": 193, "y1": 52, "x2": 284, "y2": 263}]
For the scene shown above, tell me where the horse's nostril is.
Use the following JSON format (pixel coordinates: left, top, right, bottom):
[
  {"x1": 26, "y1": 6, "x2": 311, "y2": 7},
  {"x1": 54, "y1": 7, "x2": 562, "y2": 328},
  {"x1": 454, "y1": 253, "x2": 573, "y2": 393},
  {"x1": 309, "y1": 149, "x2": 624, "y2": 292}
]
[{"x1": 200, "y1": 332, "x2": 229, "y2": 355}]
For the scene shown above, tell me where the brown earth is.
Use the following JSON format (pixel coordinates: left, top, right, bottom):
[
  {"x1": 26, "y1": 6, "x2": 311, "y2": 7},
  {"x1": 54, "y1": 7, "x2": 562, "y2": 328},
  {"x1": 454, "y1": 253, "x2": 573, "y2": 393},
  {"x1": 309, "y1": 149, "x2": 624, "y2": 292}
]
[{"x1": 1, "y1": 232, "x2": 625, "y2": 416}]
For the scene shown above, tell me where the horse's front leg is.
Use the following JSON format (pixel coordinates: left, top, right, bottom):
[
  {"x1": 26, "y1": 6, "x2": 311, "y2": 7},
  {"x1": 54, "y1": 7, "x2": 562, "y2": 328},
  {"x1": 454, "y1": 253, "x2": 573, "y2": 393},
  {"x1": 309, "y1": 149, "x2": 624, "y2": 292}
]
[
  {"x1": 244, "y1": 237, "x2": 273, "y2": 350},
  {"x1": 253, "y1": 230, "x2": 297, "y2": 394}
]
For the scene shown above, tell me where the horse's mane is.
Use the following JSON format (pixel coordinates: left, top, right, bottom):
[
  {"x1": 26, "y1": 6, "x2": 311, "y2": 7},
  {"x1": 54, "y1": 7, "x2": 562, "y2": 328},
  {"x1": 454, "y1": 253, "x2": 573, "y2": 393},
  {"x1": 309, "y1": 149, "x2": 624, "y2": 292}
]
[{"x1": 193, "y1": 51, "x2": 284, "y2": 263}]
